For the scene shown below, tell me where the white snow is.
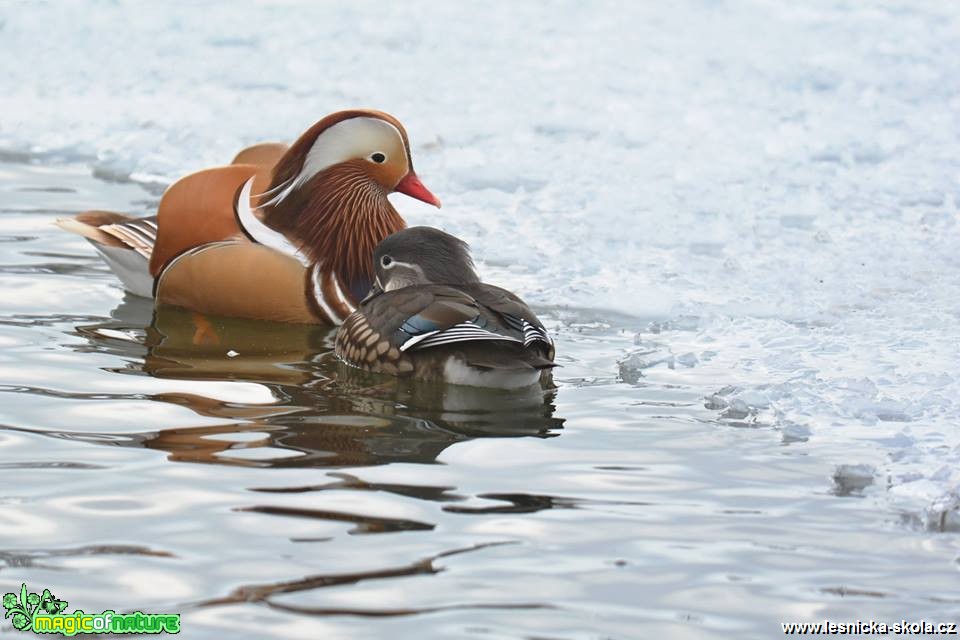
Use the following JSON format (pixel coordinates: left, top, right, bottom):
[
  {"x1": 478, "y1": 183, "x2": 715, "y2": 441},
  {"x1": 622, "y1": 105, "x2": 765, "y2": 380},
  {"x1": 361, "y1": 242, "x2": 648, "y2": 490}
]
[{"x1": 2, "y1": 1, "x2": 959, "y2": 524}]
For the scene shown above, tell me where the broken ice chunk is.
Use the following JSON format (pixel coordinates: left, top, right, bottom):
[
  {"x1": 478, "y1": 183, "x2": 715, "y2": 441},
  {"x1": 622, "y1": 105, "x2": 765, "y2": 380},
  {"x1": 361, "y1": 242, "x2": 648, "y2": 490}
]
[{"x1": 832, "y1": 464, "x2": 876, "y2": 497}]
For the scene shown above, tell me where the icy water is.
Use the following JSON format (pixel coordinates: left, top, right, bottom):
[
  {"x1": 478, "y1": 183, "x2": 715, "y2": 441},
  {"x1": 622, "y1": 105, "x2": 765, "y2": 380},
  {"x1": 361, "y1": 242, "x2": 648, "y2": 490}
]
[
  {"x1": 1, "y1": 161, "x2": 958, "y2": 638},
  {"x1": 3, "y1": 1, "x2": 960, "y2": 637}
]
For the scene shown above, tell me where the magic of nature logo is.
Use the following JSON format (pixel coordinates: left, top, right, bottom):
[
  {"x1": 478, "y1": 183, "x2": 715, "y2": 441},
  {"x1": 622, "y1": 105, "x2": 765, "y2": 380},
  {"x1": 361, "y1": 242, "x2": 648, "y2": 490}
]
[{"x1": 3, "y1": 583, "x2": 180, "y2": 635}]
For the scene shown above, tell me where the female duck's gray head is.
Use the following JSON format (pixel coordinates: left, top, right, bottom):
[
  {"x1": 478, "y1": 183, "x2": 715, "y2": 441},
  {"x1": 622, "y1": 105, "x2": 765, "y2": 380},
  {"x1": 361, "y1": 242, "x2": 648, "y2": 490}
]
[{"x1": 368, "y1": 226, "x2": 479, "y2": 296}]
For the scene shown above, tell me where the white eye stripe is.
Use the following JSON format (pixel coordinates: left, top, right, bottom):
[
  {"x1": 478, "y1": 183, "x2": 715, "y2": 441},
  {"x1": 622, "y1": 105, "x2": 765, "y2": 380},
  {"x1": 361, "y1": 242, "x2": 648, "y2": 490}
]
[
  {"x1": 264, "y1": 117, "x2": 406, "y2": 207},
  {"x1": 304, "y1": 118, "x2": 405, "y2": 174},
  {"x1": 384, "y1": 259, "x2": 422, "y2": 273},
  {"x1": 380, "y1": 259, "x2": 426, "y2": 291}
]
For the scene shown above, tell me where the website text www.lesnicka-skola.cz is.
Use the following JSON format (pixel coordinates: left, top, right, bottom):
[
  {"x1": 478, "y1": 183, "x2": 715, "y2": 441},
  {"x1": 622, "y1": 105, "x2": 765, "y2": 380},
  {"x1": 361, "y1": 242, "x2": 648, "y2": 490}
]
[{"x1": 782, "y1": 620, "x2": 958, "y2": 635}]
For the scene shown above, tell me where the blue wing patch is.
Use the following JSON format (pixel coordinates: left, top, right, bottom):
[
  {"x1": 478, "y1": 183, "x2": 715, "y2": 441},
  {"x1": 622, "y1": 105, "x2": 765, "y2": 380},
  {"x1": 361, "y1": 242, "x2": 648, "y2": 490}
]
[{"x1": 399, "y1": 313, "x2": 445, "y2": 336}]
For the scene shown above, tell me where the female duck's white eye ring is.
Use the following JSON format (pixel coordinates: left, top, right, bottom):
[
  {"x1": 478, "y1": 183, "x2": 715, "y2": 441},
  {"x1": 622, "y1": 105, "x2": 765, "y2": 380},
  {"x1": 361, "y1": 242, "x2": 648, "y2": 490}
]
[
  {"x1": 370, "y1": 152, "x2": 387, "y2": 164},
  {"x1": 381, "y1": 255, "x2": 393, "y2": 267}
]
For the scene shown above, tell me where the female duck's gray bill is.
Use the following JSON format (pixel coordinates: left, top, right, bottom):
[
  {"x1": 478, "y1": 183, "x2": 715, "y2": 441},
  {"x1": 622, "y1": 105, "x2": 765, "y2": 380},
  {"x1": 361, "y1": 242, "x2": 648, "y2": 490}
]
[{"x1": 361, "y1": 281, "x2": 384, "y2": 304}]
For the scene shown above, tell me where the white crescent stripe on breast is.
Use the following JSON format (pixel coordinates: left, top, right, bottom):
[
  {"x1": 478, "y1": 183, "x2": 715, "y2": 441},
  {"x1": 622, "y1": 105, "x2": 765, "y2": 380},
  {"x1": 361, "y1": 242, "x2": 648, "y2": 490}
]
[
  {"x1": 235, "y1": 177, "x2": 310, "y2": 266},
  {"x1": 331, "y1": 274, "x2": 357, "y2": 315},
  {"x1": 310, "y1": 265, "x2": 344, "y2": 324}
]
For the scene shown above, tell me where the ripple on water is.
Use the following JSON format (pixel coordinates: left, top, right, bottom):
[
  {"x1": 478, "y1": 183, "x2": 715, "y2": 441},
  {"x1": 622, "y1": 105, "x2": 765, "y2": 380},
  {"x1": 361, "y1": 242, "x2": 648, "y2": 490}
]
[{"x1": 0, "y1": 141, "x2": 958, "y2": 640}]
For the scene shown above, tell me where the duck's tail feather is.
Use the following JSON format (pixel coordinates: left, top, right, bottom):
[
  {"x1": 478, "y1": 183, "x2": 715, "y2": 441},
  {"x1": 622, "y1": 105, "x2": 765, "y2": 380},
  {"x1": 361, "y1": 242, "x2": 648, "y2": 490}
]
[
  {"x1": 56, "y1": 211, "x2": 157, "y2": 299},
  {"x1": 55, "y1": 211, "x2": 131, "y2": 246}
]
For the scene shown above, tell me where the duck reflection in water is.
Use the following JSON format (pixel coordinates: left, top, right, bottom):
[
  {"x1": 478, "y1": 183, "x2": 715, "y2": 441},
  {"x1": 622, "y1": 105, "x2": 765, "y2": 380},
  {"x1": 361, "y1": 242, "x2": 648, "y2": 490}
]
[{"x1": 70, "y1": 296, "x2": 564, "y2": 469}]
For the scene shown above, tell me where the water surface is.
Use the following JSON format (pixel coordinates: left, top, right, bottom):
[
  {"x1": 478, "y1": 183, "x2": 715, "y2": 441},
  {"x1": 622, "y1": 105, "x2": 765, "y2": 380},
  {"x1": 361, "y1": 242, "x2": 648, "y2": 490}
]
[{"x1": 0, "y1": 161, "x2": 957, "y2": 638}]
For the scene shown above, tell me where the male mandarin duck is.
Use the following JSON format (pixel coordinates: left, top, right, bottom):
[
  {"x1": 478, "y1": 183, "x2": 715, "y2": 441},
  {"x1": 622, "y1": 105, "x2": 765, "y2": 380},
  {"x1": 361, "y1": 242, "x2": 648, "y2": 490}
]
[
  {"x1": 56, "y1": 110, "x2": 441, "y2": 324},
  {"x1": 335, "y1": 227, "x2": 556, "y2": 389}
]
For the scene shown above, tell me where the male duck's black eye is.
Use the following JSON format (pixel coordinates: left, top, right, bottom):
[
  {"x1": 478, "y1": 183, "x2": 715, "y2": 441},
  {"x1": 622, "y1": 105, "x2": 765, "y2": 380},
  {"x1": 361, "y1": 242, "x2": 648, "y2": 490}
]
[
  {"x1": 371, "y1": 152, "x2": 386, "y2": 164},
  {"x1": 381, "y1": 255, "x2": 393, "y2": 267}
]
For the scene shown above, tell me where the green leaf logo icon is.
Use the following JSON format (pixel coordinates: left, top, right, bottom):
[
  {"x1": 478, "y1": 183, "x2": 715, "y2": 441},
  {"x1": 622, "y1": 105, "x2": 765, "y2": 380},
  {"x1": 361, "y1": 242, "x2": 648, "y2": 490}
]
[{"x1": 2, "y1": 584, "x2": 35, "y2": 632}]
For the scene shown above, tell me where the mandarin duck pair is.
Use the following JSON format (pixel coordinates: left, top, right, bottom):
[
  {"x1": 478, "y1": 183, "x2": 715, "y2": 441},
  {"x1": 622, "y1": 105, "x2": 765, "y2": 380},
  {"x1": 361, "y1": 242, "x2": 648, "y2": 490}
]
[{"x1": 59, "y1": 110, "x2": 555, "y2": 389}]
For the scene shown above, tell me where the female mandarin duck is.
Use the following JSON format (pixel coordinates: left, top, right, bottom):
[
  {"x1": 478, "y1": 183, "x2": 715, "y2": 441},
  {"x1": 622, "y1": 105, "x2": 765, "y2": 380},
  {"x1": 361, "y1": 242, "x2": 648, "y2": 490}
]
[
  {"x1": 335, "y1": 227, "x2": 556, "y2": 389},
  {"x1": 56, "y1": 110, "x2": 441, "y2": 324}
]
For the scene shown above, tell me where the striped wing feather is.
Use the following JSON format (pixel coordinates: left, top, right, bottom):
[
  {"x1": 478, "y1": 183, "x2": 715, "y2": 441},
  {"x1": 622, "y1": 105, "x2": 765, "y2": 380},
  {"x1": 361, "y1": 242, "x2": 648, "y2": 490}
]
[
  {"x1": 458, "y1": 284, "x2": 553, "y2": 347},
  {"x1": 358, "y1": 285, "x2": 549, "y2": 352},
  {"x1": 100, "y1": 216, "x2": 159, "y2": 258}
]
